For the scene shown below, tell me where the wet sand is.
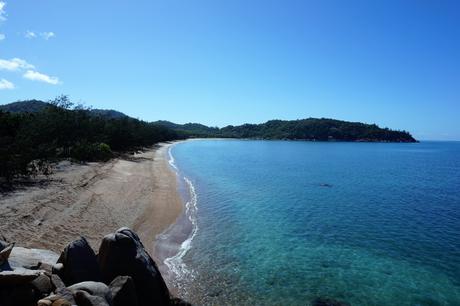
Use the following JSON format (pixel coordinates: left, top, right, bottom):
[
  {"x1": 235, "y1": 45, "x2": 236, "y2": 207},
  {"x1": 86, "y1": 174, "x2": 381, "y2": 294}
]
[{"x1": 0, "y1": 142, "x2": 183, "y2": 257}]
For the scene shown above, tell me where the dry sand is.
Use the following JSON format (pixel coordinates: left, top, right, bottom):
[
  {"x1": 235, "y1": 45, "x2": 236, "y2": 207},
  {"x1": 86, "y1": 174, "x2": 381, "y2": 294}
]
[{"x1": 0, "y1": 142, "x2": 183, "y2": 257}]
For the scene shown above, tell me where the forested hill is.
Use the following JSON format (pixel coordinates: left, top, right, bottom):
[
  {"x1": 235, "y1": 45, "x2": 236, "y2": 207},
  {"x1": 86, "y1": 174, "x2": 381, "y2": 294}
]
[
  {"x1": 155, "y1": 118, "x2": 417, "y2": 142},
  {"x1": 0, "y1": 97, "x2": 181, "y2": 184},
  {"x1": 0, "y1": 100, "x2": 128, "y2": 119}
]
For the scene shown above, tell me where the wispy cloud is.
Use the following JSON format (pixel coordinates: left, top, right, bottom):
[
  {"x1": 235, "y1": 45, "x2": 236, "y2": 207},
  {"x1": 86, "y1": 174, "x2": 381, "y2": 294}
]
[
  {"x1": 25, "y1": 30, "x2": 56, "y2": 40},
  {"x1": 0, "y1": 33, "x2": 5, "y2": 41},
  {"x1": 41, "y1": 31, "x2": 55, "y2": 40},
  {"x1": 23, "y1": 70, "x2": 60, "y2": 85},
  {"x1": 25, "y1": 30, "x2": 36, "y2": 39},
  {"x1": 0, "y1": 58, "x2": 35, "y2": 71},
  {"x1": 0, "y1": 1, "x2": 7, "y2": 22},
  {"x1": 0, "y1": 78, "x2": 14, "y2": 90}
]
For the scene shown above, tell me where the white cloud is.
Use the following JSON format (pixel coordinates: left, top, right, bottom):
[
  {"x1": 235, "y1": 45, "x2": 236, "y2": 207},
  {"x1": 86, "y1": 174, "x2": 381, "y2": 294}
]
[
  {"x1": 41, "y1": 32, "x2": 55, "y2": 40},
  {"x1": 0, "y1": 78, "x2": 14, "y2": 90},
  {"x1": 0, "y1": 58, "x2": 60, "y2": 86},
  {"x1": 0, "y1": 2, "x2": 6, "y2": 22},
  {"x1": 23, "y1": 70, "x2": 60, "y2": 85},
  {"x1": 26, "y1": 31, "x2": 56, "y2": 40},
  {"x1": 25, "y1": 30, "x2": 36, "y2": 39},
  {"x1": 0, "y1": 58, "x2": 35, "y2": 71},
  {"x1": 0, "y1": 33, "x2": 4, "y2": 41}
]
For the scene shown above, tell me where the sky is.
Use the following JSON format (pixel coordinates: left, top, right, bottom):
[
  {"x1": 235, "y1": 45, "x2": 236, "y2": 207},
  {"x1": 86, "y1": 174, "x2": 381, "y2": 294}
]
[{"x1": 0, "y1": 0, "x2": 459, "y2": 140}]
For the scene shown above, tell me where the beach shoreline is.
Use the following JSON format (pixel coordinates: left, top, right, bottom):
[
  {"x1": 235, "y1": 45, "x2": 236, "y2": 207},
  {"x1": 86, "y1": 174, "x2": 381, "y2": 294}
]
[{"x1": 0, "y1": 141, "x2": 184, "y2": 261}]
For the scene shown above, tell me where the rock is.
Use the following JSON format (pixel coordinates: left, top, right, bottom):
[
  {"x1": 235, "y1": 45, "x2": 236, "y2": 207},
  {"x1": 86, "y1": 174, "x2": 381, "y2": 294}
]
[
  {"x1": 54, "y1": 287, "x2": 76, "y2": 305},
  {"x1": 0, "y1": 242, "x2": 14, "y2": 266},
  {"x1": 51, "y1": 274, "x2": 66, "y2": 290},
  {"x1": 312, "y1": 297, "x2": 351, "y2": 306},
  {"x1": 56, "y1": 237, "x2": 101, "y2": 285},
  {"x1": 0, "y1": 283, "x2": 36, "y2": 306},
  {"x1": 98, "y1": 227, "x2": 171, "y2": 306},
  {"x1": 37, "y1": 294, "x2": 69, "y2": 305},
  {"x1": 37, "y1": 299, "x2": 53, "y2": 306},
  {"x1": 68, "y1": 281, "x2": 112, "y2": 301},
  {"x1": 51, "y1": 298, "x2": 72, "y2": 306},
  {"x1": 8, "y1": 246, "x2": 59, "y2": 270},
  {"x1": 170, "y1": 297, "x2": 193, "y2": 305},
  {"x1": 73, "y1": 290, "x2": 110, "y2": 306},
  {"x1": 109, "y1": 275, "x2": 139, "y2": 306},
  {"x1": 0, "y1": 267, "x2": 42, "y2": 285},
  {"x1": 31, "y1": 274, "x2": 53, "y2": 297}
]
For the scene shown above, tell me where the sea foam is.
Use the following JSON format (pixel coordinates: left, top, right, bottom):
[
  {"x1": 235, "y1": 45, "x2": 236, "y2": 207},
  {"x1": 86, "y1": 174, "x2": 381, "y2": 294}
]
[{"x1": 163, "y1": 145, "x2": 199, "y2": 285}]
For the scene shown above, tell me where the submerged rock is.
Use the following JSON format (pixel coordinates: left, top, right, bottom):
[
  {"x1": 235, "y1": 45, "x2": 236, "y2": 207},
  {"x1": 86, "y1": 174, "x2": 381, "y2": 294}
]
[
  {"x1": 98, "y1": 227, "x2": 171, "y2": 306},
  {"x1": 312, "y1": 297, "x2": 351, "y2": 306},
  {"x1": 56, "y1": 236, "x2": 101, "y2": 286}
]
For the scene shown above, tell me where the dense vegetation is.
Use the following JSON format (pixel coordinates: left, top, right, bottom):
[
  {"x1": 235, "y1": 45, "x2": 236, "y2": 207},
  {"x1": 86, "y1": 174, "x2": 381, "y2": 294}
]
[
  {"x1": 0, "y1": 100, "x2": 128, "y2": 119},
  {"x1": 155, "y1": 119, "x2": 417, "y2": 142},
  {"x1": 0, "y1": 98, "x2": 416, "y2": 185},
  {"x1": 0, "y1": 96, "x2": 180, "y2": 185}
]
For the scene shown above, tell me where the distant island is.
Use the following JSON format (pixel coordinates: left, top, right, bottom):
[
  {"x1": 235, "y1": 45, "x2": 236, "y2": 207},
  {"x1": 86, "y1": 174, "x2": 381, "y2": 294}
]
[
  {"x1": 0, "y1": 97, "x2": 416, "y2": 185},
  {"x1": 154, "y1": 119, "x2": 416, "y2": 142}
]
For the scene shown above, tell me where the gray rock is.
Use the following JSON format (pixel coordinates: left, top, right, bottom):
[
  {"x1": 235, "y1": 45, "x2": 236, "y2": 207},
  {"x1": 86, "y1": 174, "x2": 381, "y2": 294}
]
[
  {"x1": 0, "y1": 267, "x2": 42, "y2": 285},
  {"x1": 74, "y1": 290, "x2": 110, "y2": 306},
  {"x1": 98, "y1": 227, "x2": 170, "y2": 306},
  {"x1": 31, "y1": 274, "x2": 53, "y2": 297},
  {"x1": 8, "y1": 246, "x2": 59, "y2": 269},
  {"x1": 51, "y1": 274, "x2": 66, "y2": 290},
  {"x1": 56, "y1": 237, "x2": 101, "y2": 286},
  {"x1": 0, "y1": 242, "x2": 14, "y2": 266},
  {"x1": 68, "y1": 281, "x2": 112, "y2": 301},
  {"x1": 109, "y1": 275, "x2": 138, "y2": 306}
]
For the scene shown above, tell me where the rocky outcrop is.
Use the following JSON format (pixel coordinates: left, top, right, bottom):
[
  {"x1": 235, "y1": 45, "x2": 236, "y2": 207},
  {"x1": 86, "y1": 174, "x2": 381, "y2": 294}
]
[
  {"x1": 109, "y1": 275, "x2": 139, "y2": 306},
  {"x1": 0, "y1": 229, "x2": 191, "y2": 306},
  {"x1": 55, "y1": 237, "x2": 101, "y2": 286},
  {"x1": 98, "y1": 227, "x2": 171, "y2": 306}
]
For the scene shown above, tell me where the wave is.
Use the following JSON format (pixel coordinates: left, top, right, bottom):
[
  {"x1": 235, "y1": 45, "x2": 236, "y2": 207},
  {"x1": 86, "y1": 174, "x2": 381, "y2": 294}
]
[
  {"x1": 168, "y1": 146, "x2": 179, "y2": 171},
  {"x1": 164, "y1": 145, "x2": 199, "y2": 283}
]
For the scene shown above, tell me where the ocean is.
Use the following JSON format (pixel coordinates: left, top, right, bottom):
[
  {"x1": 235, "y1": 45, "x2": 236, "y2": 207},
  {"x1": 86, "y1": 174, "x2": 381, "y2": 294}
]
[{"x1": 163, "y1": 140, "x2": 460, "y2": 305}]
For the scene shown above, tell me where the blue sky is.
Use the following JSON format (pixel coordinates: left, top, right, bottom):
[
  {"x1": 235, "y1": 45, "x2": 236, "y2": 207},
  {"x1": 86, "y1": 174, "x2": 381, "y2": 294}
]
[{"x1": 0, "y1": 0, "x2": 459, "y2": 140}]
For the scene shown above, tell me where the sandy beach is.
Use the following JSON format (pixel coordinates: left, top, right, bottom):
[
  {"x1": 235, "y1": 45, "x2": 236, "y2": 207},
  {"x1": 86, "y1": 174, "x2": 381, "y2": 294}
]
[{"x1": 0, "y1": 142, "x2": 183, "y2": 257}]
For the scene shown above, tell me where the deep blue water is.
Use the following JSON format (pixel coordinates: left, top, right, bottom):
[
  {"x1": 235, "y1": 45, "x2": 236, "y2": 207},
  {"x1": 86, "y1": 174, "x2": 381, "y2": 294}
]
[{"x1": 168, "y1": 140, "x2": 460, "y2": 305}]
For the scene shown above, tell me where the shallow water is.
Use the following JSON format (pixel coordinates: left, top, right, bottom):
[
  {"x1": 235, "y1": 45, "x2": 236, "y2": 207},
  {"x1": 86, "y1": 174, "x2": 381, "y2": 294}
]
[{"x1": 167, "y1": 140, "x2": 460, "y2": 305}]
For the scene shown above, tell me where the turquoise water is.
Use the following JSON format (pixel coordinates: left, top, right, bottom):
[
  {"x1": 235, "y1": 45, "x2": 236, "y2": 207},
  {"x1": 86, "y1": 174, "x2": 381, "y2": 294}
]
[{"x1": 168, "y1": 140, "x2": 460, "y2": 305}]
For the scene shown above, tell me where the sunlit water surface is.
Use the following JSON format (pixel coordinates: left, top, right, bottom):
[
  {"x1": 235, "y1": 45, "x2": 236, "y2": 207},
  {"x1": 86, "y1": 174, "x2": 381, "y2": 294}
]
[{"x1": 168, "y1": 140, "x2": 460, "y2": 306}]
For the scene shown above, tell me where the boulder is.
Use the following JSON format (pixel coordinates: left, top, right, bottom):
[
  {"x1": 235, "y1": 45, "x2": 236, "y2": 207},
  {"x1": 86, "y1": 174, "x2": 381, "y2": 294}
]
[
  {"x1": 109, "y1": 275, "x2": 139, "y2": 306},
  {"x1": 0, "y1": 241, "x2": 14, "y2": 266},
  {"x1": 56, "y1": 237, "x2": 101, "y2": 285},
  {"x1": 8, "y1": 246, "x2": 59, "y2": 269},
  {"x1": 37, "y1": 294, "x2": 74, "y2": 306},
  {"x1": 0, "y1": 267, "x2": 42, "y2": 285},
  {"x1": 31, "y1": 274, "x2": 53, "y2": 297},
  {"x1": 73, "y1": 290, "x2": 110, "y2": 306},
  {"x1": 51, "y1": 274, "x2": 66, "y2": 290},
  {"x1": 0, "y1": 283, "x2": 36, "y2": 306},
  {"x1": 98, "y1": 227, "x2": 170, "y2": 306},
  {"x1": 68, "y1": 281, "x2": 112, "y2": 302}
]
